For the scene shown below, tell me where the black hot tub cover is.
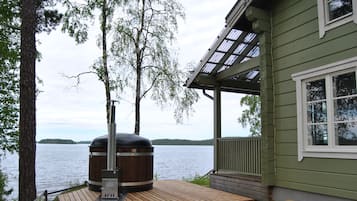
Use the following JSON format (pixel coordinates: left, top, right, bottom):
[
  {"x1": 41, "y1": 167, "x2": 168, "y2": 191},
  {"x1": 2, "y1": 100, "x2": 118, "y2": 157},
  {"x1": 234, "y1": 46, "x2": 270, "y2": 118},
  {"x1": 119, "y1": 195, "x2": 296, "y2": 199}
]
[{"x1": 90, "y1": 133, "x2": 152, "y2": 148}]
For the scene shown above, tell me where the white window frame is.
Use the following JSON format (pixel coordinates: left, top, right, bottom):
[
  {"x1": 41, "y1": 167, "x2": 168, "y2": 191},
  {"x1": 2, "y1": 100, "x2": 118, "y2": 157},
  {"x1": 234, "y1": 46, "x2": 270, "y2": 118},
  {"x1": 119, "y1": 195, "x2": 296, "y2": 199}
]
[
  {"x1": 317, "y1": 0, "x2": 357, "y2": 38},
  {"x1": 292, "y1": 56, "x2": 357, "y2": 161}
]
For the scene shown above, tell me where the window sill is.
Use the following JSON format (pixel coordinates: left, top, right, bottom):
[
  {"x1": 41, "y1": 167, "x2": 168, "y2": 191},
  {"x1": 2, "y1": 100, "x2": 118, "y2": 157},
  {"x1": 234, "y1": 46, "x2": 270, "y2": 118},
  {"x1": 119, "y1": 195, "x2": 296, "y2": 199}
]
[
  {"x1": 321, "y1": 16, "x2": 354, "y2": 38},
  {"x1": 299, "y1": 151, "x2": 357, "y2": 161}
]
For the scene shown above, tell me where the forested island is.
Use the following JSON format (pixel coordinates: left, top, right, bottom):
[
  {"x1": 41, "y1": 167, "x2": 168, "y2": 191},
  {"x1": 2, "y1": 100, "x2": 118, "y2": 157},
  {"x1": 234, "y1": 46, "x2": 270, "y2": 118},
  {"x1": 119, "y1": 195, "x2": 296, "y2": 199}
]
[
  {"x1": 151, "y1": 139, "x2": 213, "y2": 145},
  {"x1": 38, "y1": 138, "x2": 213, "y2": 145},
  {"x1": 38, "y1": 139, "x2": 91, "y2": 144}
]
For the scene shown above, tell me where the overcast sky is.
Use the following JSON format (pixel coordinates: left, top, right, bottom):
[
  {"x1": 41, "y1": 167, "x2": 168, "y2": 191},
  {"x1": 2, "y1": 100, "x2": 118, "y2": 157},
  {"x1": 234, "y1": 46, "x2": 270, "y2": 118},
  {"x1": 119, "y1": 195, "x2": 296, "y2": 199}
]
[{"x1": 35, "y1": 0, "x2": 249, "y2": 141}]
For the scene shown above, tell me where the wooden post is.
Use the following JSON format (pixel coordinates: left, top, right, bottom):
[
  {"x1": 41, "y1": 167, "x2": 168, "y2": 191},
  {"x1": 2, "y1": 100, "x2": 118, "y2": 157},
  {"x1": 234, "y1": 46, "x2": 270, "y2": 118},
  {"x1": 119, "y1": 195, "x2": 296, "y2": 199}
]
[
  {"x1": 214, "y1": 86, "x2": 222, "y2": 171},
  {"x1": 246, "y1": 6, "x2": 275, "y2": 186}
]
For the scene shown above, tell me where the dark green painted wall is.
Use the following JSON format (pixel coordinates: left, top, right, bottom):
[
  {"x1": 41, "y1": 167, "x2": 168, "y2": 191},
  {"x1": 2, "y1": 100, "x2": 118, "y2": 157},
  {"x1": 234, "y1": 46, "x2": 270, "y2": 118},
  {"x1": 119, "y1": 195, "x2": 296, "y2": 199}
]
[{"x1": 272, "y1": 0, "x2": 357, "y2": 200}]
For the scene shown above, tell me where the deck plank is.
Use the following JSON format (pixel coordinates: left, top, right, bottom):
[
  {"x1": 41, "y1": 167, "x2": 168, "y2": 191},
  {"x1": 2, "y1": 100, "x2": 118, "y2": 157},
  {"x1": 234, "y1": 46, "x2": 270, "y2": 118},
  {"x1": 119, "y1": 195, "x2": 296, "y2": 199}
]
[
  {"x1": 154, "y1": 180, "x2": 253, "y2": 201},
  {"x1": 72, "y1": 190, "x2": 82, "y2": 201},
  {"x1": 77, "y1": 189, "x2": 88, "y2": 201},
  {"x1": 79, "y1": 188, "x2": 95, "y2": 201},
  {"x1": 58, "y1": 180, "x2": 254, "y2": 201}
]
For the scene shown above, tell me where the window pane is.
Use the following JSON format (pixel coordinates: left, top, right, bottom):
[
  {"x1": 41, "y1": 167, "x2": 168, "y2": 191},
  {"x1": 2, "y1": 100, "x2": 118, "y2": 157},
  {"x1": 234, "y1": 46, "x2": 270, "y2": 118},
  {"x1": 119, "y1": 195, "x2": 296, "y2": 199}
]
[
  {"x1": 307, "y1": 101, "x2": 327, "y2": 123},
  {"x1": 308, "y1": 124, "x2": 328, "y2": 145},
  {"x1": 306, "y1": 79, "x2": 326, "y2": 101},
  {"x1": 334, "y1": 97, "x2": 357, "y2": 121},
  {"x1": 333, "y1": 72, "x2": 356, "y2": 97},
  {"x1": 328, "y1": 0, "x2": 352, "y2": 21},
  {"x1": 328, "y1": 0, "x2": 353, "y2": 21},
  {"x1": 335, "y1": 122, "x2": 357, "y2": 145}
]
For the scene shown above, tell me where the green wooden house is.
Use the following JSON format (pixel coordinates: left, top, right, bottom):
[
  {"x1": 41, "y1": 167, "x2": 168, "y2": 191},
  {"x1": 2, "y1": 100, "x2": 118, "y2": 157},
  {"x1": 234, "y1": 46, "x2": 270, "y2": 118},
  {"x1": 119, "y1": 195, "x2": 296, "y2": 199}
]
[{"x1": 185, "y1": 0, "x2": 357, "y2": 200}]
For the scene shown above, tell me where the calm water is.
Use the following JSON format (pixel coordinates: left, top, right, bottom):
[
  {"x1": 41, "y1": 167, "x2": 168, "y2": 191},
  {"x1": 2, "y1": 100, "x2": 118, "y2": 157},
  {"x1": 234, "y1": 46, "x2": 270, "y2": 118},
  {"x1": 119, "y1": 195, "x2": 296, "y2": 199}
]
[{"x1": 1, "y1": 144, "x2": 213, "y2": 199}]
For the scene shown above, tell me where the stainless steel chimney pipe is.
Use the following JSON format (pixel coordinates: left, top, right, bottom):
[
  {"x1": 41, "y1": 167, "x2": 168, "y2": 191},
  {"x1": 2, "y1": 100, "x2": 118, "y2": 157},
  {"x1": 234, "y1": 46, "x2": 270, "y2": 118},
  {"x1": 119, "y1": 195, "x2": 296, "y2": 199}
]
[{"x1": 107, "y1": 101, "x2": 117, "y2": 171}]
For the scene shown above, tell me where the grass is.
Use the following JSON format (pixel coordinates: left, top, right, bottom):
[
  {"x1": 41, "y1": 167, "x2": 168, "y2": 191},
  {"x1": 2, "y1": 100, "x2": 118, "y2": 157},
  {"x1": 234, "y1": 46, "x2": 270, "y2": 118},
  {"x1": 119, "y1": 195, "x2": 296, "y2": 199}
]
[{"x1": 186, "y1": 175, "x2": 210, "y2": 187}]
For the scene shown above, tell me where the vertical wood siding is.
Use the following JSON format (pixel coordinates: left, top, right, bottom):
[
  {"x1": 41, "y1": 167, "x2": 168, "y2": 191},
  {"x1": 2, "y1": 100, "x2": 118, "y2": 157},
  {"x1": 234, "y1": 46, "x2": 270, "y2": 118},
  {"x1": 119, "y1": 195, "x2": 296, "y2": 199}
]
[
  {"x1": 217, "y1": 137, "x2": 261, "y2": 176},
  {"x1": 272, "y1": 0, "x2": 357, "y2": 199}
]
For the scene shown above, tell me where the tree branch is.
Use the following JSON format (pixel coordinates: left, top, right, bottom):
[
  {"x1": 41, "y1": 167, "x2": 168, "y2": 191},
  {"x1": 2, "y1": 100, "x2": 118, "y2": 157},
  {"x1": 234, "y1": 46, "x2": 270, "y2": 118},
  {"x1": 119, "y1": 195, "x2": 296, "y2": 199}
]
[
  {"x1": 140, "y1": 72, "x2": 162, "y2": 100},
  {"x1": 62, "y1": 71, "x2": 97, "y2": 86},
  {"x1": 141, "y1": 65, "x2": 160, "y2": 70}
]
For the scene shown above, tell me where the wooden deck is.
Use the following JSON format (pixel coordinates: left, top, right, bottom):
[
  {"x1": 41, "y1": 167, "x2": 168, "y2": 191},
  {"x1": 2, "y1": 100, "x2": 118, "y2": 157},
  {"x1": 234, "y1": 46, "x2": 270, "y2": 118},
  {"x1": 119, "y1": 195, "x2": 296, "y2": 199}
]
[{"x1": 58, "y1": 180, "x2": 254, "y2": 201}]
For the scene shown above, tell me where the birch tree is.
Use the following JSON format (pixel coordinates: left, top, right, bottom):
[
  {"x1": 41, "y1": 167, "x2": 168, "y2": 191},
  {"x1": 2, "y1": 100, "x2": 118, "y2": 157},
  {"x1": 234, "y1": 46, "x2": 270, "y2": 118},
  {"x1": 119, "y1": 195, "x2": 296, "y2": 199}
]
[
  {"x1": 238, "y1": 95, "x2": 261, "y2": 136},
  {"x1": 111, "y1": 0, "x2": 199, "y2": 135},
  {"x1": 62, "y1": 0, "x2": 127, "y2": 124}
]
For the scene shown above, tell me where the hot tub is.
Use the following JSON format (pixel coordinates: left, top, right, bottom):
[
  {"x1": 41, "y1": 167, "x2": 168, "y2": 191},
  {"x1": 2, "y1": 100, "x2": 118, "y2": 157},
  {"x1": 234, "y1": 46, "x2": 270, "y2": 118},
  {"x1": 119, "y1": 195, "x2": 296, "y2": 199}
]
[{"x1": 88, "y1": 133, "x2": 153, "y2": 192}]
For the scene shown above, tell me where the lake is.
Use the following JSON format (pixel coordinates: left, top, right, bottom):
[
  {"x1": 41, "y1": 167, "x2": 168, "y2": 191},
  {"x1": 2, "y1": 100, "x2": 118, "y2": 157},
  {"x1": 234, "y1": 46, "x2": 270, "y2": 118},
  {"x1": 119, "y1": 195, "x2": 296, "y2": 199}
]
[{"x1": 1, "y1": 144, "x2": 213, "y2": 200}]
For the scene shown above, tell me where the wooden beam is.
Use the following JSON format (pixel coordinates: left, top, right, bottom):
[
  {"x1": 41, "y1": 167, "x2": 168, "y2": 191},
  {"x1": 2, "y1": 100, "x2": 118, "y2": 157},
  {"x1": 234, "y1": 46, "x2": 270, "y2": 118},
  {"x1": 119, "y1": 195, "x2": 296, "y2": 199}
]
[
  {"x1": 245, "y1": 6, "x2": 270, "y2": 22},
  {"x1": 188, "y1": 83, "x2": 260, "y2": 95},
  {"x1": 216, "y1": 57, "x2": 260, "y2": 81},
  {"x1": 220, "y1": 80, "x2": 260, "y2": 91},
  {"x1": 189, "y1": 73, "x2": 260, "y2": 95},
  {"x1": 195, "y1": 74, "x2": 217, "y2": 85},
  {"x1": 226, "y1": 0, "x2": 253, "y2": 28}
]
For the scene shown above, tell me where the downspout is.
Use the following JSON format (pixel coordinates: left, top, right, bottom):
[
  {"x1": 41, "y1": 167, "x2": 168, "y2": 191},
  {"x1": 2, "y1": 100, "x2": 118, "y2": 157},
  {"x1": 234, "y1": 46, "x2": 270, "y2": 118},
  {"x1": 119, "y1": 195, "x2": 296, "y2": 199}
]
[{"x1": 202, "y1": 89, "x2": 214, "y2": 100}]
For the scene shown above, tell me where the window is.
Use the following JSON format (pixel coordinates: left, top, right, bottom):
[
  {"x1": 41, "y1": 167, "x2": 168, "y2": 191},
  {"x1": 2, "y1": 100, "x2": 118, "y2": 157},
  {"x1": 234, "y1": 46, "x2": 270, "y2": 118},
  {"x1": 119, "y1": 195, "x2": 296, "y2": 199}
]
[
  {"x1": 317, "y1": 0, "x2": 357, "y2": 38},
  {"x1": 292, "y1": 57, "x2": 357, "y2": 161}
]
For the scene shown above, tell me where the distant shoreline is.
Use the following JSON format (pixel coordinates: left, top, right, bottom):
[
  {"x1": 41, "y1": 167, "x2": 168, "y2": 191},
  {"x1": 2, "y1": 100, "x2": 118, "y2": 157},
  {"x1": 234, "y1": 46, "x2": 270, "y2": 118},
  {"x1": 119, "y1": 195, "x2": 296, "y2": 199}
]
[
  {"x1": 151, "y1": 139, "x2": 213, "y2": 146},
  {"x1": 38, "y1": 138, "x2": 213, "y2": 146},
  {"x1": 38, "y1": 139, "x2": 91, "y2": 144}
]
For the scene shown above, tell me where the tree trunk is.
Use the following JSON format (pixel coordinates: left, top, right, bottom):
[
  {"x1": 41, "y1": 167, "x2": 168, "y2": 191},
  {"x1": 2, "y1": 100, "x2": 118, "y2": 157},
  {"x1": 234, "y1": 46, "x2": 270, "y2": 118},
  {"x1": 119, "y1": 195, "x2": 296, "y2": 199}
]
[
  {"x1": 134, "y1": 0, "x2": 146, "y2": 135},
  {"x1": 134, "y1": 65, "x2": 141, "y2": 135},
  {"x1": 19, "y1": 0, "x2": 37, "y2": 200},
  {"x1": 102, "y1": 0, "x2": 111, "y2": 125}
]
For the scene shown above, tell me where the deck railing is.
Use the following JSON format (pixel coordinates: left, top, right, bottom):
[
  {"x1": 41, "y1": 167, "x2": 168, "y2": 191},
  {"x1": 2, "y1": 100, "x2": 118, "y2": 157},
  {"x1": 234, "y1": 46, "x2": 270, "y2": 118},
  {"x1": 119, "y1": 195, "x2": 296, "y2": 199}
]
[{"x1": 217, "y1": 137, "x2": 261, "y2": 176}]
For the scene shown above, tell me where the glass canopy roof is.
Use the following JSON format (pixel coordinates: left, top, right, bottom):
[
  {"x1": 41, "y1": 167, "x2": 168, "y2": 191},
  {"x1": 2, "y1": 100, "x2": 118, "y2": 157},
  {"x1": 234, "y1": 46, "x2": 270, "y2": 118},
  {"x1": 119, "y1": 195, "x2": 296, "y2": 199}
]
[
  {"x1": 202, "y1": 29, "x2": 259, "y2": 75},
  {"x1": 186, "y1": 26, "x2": 261, "y2": 95}
]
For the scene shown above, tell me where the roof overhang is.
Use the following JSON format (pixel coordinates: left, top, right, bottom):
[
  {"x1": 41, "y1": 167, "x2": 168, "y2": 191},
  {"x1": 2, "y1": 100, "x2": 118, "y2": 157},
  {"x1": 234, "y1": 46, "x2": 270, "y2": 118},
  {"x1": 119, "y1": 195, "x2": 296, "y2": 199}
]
[{"x1": 185, "y1": 0, "x2": 268, "y2": 95}]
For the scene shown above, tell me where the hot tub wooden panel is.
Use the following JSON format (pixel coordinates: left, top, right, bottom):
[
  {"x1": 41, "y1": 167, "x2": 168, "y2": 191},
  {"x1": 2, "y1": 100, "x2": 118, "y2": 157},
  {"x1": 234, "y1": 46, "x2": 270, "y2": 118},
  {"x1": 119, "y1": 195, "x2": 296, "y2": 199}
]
[{"x1": 88, "y1": 134, "x2": 153, "y2": 192}]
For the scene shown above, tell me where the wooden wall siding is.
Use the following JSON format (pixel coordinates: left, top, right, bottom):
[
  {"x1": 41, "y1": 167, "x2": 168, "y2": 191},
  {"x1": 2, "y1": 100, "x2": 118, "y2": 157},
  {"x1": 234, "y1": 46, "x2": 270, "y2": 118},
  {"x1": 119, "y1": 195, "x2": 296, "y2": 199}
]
[
  {"x1": 272, "y1": 0, "x2": 357, "y2": 199},
  {"x1": 210, "y1": 174, "x2": 270, "y2": 201}
]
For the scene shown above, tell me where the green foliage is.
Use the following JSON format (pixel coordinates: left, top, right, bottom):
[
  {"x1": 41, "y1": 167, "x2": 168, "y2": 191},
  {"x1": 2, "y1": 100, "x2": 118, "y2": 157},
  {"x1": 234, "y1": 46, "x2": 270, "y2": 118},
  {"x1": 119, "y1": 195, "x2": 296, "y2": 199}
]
[
  {"x1": 36, "y1": 0, "x2": 63, "y2": 33},
  {"x1": 61, "y1": 0, "x2": 94, "y2": 44},
  {"x1": 238, "y1": 95, "x2": 261, "y2": 136},
  {"x1": 38, "y1": 139, "x2": 76, "y2": 144},
  {"x1": 1, "y1": 1, "x2": 62, "y2": 200},
  {"x1": 0, "y1": 0, "x2": 63, "y2": 155},
  {"x1": 61, "y1": 0, "x2": 199, "y2": 131},
  {"x1": 154, "y1": 173, "x2": 159, "y2": 181},
  {"x1": 61, "y1": 0, "x2": 129, "y2": 123},
  {"x1": 0, "y1": 169, "x2": 12, "y2": 201},
  {"x1": 111, "y1": 0, "x2": 199, "y2": 128},
  {"x1": 61, "y1": 0, "x2": 128, "y2": 44},
  {"x1": 187, "y1": 175, "x2": 210, "y2": 187},
  {"x1": 0, "y1": 0, "x2": 21, "y2": 154}
]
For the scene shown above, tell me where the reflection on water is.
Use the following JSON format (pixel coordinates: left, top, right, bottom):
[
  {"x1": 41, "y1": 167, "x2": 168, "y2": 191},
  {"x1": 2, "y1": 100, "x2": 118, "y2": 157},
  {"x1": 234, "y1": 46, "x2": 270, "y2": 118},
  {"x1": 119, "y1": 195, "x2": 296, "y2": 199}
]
[{"x1": 1, "y1": 144, "x2": 212, "y2": 200}]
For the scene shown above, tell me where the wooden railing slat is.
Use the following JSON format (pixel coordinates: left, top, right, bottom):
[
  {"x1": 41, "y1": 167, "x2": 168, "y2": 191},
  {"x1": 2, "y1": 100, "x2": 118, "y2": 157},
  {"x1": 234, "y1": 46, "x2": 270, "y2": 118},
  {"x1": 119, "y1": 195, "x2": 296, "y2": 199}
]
[{"x1": 217, "y1": 137, "x2": 261, "y2": 176}]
